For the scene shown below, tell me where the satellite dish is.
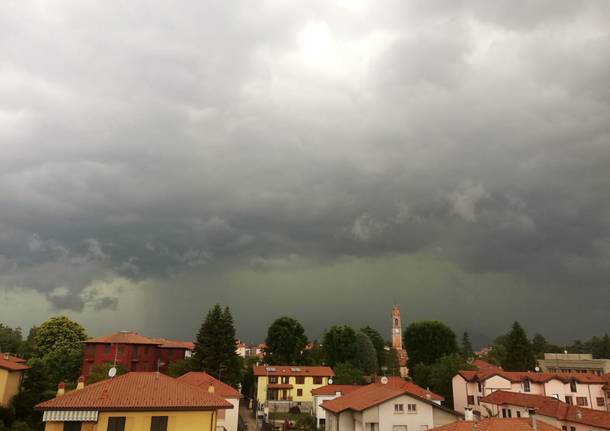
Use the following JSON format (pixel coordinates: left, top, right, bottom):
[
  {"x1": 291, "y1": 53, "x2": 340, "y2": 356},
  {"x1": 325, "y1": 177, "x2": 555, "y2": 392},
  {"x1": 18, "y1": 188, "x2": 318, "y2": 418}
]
[
  {"x1": 108, "y1": 367, "x2": 117, "y2": 378},
  {"x1": 328, "y1": 378, "x2": 333, "y2": 385},
  {"x1": 380, "y1": 376, "x2": 389, "y2": 385},
  {"x1": 534, "y1": 367, "x2": 540, "y2": 372}
]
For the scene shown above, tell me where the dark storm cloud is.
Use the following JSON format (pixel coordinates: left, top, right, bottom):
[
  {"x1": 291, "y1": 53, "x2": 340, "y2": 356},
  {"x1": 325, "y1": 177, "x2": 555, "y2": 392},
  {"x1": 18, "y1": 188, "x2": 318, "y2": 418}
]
[{"x1": 0, "y1": 0, "x2": 609, "y2": 339}]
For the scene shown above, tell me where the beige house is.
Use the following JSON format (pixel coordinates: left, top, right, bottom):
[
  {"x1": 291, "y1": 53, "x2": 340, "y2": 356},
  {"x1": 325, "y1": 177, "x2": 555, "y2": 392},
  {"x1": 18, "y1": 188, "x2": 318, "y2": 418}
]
[
  {"x1": 0, "y1": 354, "x2": 29, "y2": 408},
  {"x1": 539, "y1": 353, "x2": 610, "y2": 375}
]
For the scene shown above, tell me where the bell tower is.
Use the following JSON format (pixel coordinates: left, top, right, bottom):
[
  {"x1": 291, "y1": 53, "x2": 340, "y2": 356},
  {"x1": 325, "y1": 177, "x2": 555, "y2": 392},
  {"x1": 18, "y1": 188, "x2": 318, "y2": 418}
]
[{"x1": 392, "y1": 304, "x2": 402, "y2": 350}]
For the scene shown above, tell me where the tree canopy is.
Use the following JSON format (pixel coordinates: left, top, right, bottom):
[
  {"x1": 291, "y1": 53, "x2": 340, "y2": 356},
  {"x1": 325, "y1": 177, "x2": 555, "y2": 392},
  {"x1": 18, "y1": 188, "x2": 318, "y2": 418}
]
[
  {"x1": 322, "y1": 325, "x2": 358, "y2": 367},
  {"x1": 502, "y1": 321, "x2": 535, "y2": 371},
  {"x1": 192, "y1": 304, "x2": 241, "y2": 386},
  {"x1": 353, "y1": 332, "x2": 378, "y2": 374},
  {"x1": 360, "y1": 326, "x2": 387, "y2": 370},
  {"x1": 404, "y1": 320, "x2": 458, "y2": 368},
  {"x1": 264, "y1": 317, "x2": 308, "y2": 365},
  {"x1": 332, "y1": 362, "x2": 366, "y2": 385},
  {"x1": 33, "y1": 316, "x2": 87, "y2": 358},
  {"x1": 461, "y1": 331, "x2": 474, "y2": 360}
]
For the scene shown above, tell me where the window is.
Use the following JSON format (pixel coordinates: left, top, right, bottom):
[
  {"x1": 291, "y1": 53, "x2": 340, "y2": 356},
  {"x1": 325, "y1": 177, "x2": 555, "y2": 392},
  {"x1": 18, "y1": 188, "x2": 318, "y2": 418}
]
[
  {"x1": 476, "y1": 397, "x2": 481, "y2": 405},
  {"x1": 297, "y1": 389, "x2": 303, "y2": 397},
  {"x1": 269, "y1": 376, "x2": 277, "y2": 384},
  {"x1": 467, "y1": 395, "x2": 475, "y2": 405},
  {"x1": 118, "y1": 346, "x2": 124, "y2": 355},
  {"x1": 150, "y1": 416, "x2": 168, "y2": 431},
  {"x1": 107, "y1": 417, "x2": 126, "y2": 431},
  {"x1": 565, "y1": 396, "x2": 572, "y2": 405},
  {"x1": 313, "y1": 377, "x2": 323, "y2": 385},
  {"x1": 501, "y1": 409, "x2": 512, "y2": 418},
  {"x1": 477, "y1": 382, "x2": 482, "y2": 393},
  {"x1": 131, "y1": 361, "x2": 138, "y2": 371},
  {"x1": 281, "y1": 376, "x2": 289, "y2": 384},
  {"x1": 394, "y1": 404, "x2": 404, "y2": 413},
  {"x1": 576, "y1": 397, "x2": 588, "y2": 406},
  {"x1": 570, "y1": 427, "x2": 575, "y2": 431},
  {"x1": 104, "y1": 344, "x2": 111, "y2": 354},
  {"x1": 132, "y1": 345, "x2": 138, "y2": 356},
  {"x1": 523, "y1": 379, "x2": 530, "y2": 393},
  {"x1": 296, "y1": 376, "x2": 305, "y2": 384},
  {"x1": 392, "y1": 426, "x2": 406, "y2": 431},
  {"x1": 64, "y1": 423, "x2": 82, "y2": 431},
  {"x1": 597, "y1": 397, "x2": 605, "y2": 407},
  {"x1": 561, "y1": 427, "x2": 567, "y2": 431},
  {"x1": 407, "y1": 404, "x2": 417, "y2": 414},
  {"x1": 569, "y1": 380, "x2": 577, "y2": 393}
]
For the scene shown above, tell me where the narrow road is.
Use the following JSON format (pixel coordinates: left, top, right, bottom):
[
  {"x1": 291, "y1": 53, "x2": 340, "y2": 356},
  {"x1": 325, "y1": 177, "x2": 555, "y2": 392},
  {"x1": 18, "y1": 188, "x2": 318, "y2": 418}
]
[{"x1": 239, "y1": 402, "x2": 258, "y2": 431}]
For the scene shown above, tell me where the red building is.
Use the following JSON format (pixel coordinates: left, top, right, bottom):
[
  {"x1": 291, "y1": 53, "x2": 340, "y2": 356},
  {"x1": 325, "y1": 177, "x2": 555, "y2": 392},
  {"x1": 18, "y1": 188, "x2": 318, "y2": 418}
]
[{"x1": 81, "y1": 331, "x2": 194, "y2": 378}]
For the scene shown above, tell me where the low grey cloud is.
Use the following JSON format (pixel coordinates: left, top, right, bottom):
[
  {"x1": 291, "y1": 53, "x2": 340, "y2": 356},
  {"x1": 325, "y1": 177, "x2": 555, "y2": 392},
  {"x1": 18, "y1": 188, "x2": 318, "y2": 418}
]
[{"x1": 0, "y1": 0, "x2": 609, "y2": 341}]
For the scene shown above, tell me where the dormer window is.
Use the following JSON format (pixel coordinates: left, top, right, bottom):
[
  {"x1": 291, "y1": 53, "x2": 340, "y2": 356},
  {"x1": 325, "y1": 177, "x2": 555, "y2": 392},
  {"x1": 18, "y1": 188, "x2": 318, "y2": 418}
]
[
  {"x1": 523, "y1": 379, "x2": 530, "y2": 392},
  {"x1": 570, "y1": 380, "x2": 577, "y2": 393}
]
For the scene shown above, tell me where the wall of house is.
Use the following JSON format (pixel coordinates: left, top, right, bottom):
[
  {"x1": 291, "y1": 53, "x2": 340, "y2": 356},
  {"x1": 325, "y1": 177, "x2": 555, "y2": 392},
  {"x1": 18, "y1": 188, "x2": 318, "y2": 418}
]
[
  {"x1": 377, "y1": 394, "x2": 435, "y2": 431},
  {"x1": 255, "y1": 375, "x2": 329, "y2": 405},
  {"x1": 452, "y1": 375, "x2": 469, "y2": 414},
  {"x1": 314, "y1": 394, "x2": 343, "y2": 427},
  {"x1": 432, "y1": 408, "x2": 461, "y2": 427},
  {"x1": 0, "y1": 369, "x2": 22, "y2": 407},
  {"x1": 44, "y1": 410, "x2": 217, "y2": 431},
  {"x1": 217, "y1": 398, "x2": 239, "y2": 431}
]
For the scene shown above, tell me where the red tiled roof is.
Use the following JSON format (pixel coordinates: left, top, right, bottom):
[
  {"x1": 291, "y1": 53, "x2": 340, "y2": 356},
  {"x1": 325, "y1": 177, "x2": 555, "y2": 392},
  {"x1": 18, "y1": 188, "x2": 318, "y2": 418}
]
[
  {"x1": 429, "y1": 418, "x2": 561, "y2": 431},
  {"x1": 35, "y1": 372, "x2": 232, "y2": 411},
  {"x1": 457, "y1": 369, "x2": 607, "y2": 384},
  {"x1": 151, "y1": 338, "x2": 195, "y2": 350},
  {"x1": 321, "y1": 379, "x2": 451, "y2": 414},
  {"x1": 253, "y1": 365, "x2": 334, "y2": 377},
  {"x1": 471, "y1": 360, "x2": 502, "y2": 372},
  {"x1": 481, "y1": 390, "x2": 610, "y2": 430},
  {"x1": 84, "y1": 332, "x2": 160, "y2": 345},
  {"x1": 177, "y1": 372, "x2": 240, "y2": 398},
  {"x1": 311, "y1": 385, "x2": 361, "y2": 396},
  {"x1": 0, "y1": 355, "x2": 29, "y2": 371}
]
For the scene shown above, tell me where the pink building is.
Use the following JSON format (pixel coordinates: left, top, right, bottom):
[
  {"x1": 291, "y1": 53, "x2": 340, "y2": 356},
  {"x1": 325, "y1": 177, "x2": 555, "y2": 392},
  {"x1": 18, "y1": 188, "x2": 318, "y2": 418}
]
[{"x1": 452, "y1": 369, "x2": 610, "y2": 416}]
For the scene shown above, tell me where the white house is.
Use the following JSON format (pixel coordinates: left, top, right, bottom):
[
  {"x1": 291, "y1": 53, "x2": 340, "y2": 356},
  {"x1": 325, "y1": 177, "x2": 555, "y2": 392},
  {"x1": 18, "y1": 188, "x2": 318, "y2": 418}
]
[
  {"x1": 312, "y1": 385, "x2": 361, "y2": 428},
  {"x1": 321, "y1": 378, "x2": 461, "y2": 431},
  {"x1": 177, "y1": 371, "x2": 241, "y2": 431}
]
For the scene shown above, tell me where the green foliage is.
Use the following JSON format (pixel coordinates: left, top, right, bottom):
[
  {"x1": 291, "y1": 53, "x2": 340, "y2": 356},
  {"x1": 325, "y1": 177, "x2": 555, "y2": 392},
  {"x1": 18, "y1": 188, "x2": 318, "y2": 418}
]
[
  {"x1": 302, "y1": 341, "x2": 325, "y2": 365},
  {"x1": 0, "y1": 325, "x2": 24, "y2": 355},
  {"x1": 87, "y1": 362, "x2": 126, "y2": 384},
  {"x1": 322, "y1": 326, "x2": 357, "y2": 367},
  {"x1": 167, "y1": 358, "x2": 193, "y2": 378},
  {"x1": 264, "y1": 317, "x2": 308, "y2": 365},
  {"x1": 44, "y1": 348, "x2": 84, "y2": 385},
  {"x1": 240, "y1": 357, "x2": 260, "y2": 399},
  {"x1": 294, "y1": 414, "x2": 317, "y2": 431},
  {"x1": 9, "y1": 421, "x2": 34, "y2": 431},
  {"x1": 10, "y1": 358, "x2": 51, "y2": 425},
  {"x1": 360, "y1": 326, "x2": 386, "y2": 370},
  {"x1": 404, "y1": 321, "x2": 458, "y2": 368},
  {"x1": 502, "y1": 321, "x2": 535, "y2": 371},
  {"x1": 569, "y1": 334, "x2": 610, "y2": 358},
  {"x1": 412, "y1": 353, "x2": 475, "y2": 409},
  {"x1": 192, "y1": 305, "x2": 241, "y2": 386},
  {"x1": 531, "y1": 333, "x2": 547, "y2": 358},
  {"x1": 353, "y1": 332, "x2": 378, "y2": 374},
  {"x1": 461, "y1": 331, "x2": 474, "y2": 360},
  {"x1": 34, "y1": 316, "x2": 87, "y2": 358},
  {"x1": 332, "y1": 362, "x2": 365, "y2": 385},
  {"x1": 387, "y1": 348, "x2": 401, "y2": 376}
]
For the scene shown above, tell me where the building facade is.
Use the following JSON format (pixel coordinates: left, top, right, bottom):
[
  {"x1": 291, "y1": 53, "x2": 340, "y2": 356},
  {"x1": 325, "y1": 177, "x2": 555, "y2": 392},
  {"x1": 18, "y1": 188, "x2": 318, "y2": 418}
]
[
  {"x1": 322, "y1": 378, "x2": 461, "y2": 431},
  {"x1": 253, "y1": 365, "x2": 334, "y2": 414},
  {"x1": 312, "y1": 385, "x2": 360, "y2": 429},
  {"x1": 0, "y1": 354, "x2": 29, "y2": 408},
  {"x1": 452, "y1": 369, "x2": 609, "y2": 416},
  {"x1": 539, "y1": 353, "x2": 610, "y2": 375},
  {"x1": 36, "y1": 372, "x2": 232, "y2": 431},
  {"x1": 177, "y1": 372, "x2": 241, "y2": 431},
  {"x1": 81, "y1": 332, "x2": 193, "y2": 378}
]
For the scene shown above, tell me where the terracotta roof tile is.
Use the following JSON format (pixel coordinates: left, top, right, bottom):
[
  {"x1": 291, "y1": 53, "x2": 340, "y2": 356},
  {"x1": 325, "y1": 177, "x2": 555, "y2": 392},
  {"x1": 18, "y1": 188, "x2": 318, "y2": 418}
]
[
  {"x1": 151, "y1": 338, "x2": 195, "y2": 349},
  {"x1": 311, "y1": 385, "x2": 361, "y2": 396},
  {"x1": 84, "y1": 332, "x2": 160, "y2": 345},
  {"x1": 0, "y1": 354, "x2": 29, "y2": 371},
  {"x1": 471, "y1": 360, "x2": 502, "y2": 372},
  {"x1": 457, "y1": 369, "x2": 607, "y2": 384},
  {"x1": 253, "y1": 365, "x2": 334, "y2": 377},
  {"x1": 177, "y1": 372, "x2": 240, "y2": 398},
  {"x1": 430, "y1": 418, "x2": 561, "y2": 431},
  {"x1": 36, "y1": 372, "x2": 232, "y2": 411},
  {"x1": 481, "y1": 390, "x2": 610, "y2": 430}
]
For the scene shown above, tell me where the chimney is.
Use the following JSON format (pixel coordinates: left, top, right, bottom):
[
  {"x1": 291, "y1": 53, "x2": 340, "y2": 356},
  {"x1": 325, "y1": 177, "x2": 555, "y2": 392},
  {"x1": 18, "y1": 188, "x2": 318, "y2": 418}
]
[
  {"x1": 76, "y1": 376, "x2": 85, "y2": 390},
  {"x1": 208, "y1": 384, "x2": 215, "y2": 393},
  {"x1": 3, "y1": 353, "x2": 9, "y2": 360},
  {"x1": 528, "y1": 409, "x2": 537, "y2": 430},
  {"x1": 57, "y1": 381, "x2": 65, "y2": 396},
  {"x1": 464, "y1": 408, "x2": 474, "y2": 421}
]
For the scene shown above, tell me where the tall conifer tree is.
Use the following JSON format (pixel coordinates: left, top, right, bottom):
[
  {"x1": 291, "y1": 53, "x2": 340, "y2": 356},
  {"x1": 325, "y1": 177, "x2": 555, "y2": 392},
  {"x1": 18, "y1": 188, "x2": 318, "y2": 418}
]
[{"x1": 503, "y1": 321, "x2": 535, "y2": 371}]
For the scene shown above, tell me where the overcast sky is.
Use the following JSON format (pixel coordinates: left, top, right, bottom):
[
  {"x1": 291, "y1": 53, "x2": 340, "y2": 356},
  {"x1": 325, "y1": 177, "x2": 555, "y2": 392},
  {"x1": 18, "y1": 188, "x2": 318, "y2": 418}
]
[{"x1": 1, "y1": 1, "x2": 609, "y2": 346}]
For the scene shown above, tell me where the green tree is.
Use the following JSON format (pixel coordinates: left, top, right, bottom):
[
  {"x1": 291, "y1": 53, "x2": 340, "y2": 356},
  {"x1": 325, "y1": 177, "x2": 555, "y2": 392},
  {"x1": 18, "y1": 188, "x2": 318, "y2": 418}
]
[
  {"x1": 192, "y1": 305, "x2": 241, "y2": 386},
  {"x1": 0, "y1": 324, "x2": 23, "y2": 355},
  {"x1": 531, "y1": 333, "x2": 547, "y2": 359},
  {"x1": 34, "y1": 316, "x2": 87, "y2": 358},
  {"x1": 412, "y1": 353, "x2": 475, "y2": 409},
  {"x1": 360, "y1": 326, "x2": 386, "y2": 370},
  {"x1": 11, "y1": 358, "x2": 52, "y2": 424},
  {"x1": 302, "y1": 341, "x2": 325, "y2": 365},
  {"x1": 404, "y1": 321, "x2": 458, "y2": 368},
  {"x1": 461, "y1": 331, "x2": 474, "y2": 360},
  {"x1": 502, "y1": 321, "x2": 535, "y2": 371},
  {"x1": 264, "y1": 317, "x2": 308, "y2": 365},
  {"x1": 332, "y1": 362, "x2": 366, "y2": 385},
  {"x1": 322, "y1": 326, "x2": 358, "y2": 367},
  {"x1": 86, "y1": 362, "x2": 126, "y2": 384},
  {"x1": 353, "y1": 332, "x2": 378, "y2": 374},
  {"x1": 167, "y1": 358, "x2": 193, "y2": 378}
]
